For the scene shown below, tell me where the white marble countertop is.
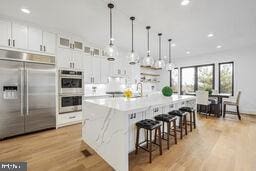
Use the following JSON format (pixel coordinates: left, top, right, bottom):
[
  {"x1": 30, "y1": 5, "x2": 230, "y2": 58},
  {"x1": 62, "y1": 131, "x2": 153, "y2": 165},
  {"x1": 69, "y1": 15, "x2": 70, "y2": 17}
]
[{"x1": 84, "y1": 94, "x2": 196, "y2": 112}]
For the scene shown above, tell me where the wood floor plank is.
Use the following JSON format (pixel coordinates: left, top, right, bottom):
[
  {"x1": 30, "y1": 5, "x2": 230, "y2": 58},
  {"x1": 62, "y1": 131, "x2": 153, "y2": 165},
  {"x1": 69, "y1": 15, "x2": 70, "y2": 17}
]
[{"x1": 1, "y1": 114, "x2": 256, "y2": 171}]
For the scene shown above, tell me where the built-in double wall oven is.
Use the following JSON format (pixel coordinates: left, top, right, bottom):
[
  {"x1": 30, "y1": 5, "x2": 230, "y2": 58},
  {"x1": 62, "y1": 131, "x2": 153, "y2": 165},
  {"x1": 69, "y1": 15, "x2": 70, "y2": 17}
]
[{"x1": 59, "y1": 70, "x2": 84, "y2": 114}]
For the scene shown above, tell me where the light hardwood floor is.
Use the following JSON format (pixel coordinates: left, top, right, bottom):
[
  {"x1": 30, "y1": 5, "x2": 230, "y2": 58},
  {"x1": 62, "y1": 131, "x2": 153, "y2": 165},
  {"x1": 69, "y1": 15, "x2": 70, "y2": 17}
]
[{"x1": 1, "y1": 114, "x2": 256, "y2": 171}]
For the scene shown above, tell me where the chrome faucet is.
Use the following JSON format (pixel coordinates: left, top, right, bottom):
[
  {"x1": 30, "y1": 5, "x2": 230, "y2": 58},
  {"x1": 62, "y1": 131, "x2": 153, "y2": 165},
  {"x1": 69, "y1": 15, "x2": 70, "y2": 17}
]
[{"x1": 136, "y1": 82, "x2": 143, "y2": 97}]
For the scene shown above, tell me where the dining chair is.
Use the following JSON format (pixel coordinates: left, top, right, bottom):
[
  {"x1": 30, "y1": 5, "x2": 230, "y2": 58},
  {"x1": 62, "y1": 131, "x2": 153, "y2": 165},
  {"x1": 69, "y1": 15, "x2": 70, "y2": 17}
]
[
  {"x1": 196, "y1": 90, "x2": 211, "y2": 117},
  {"x1": 223, "y1": 91, "x2": 242, "y2": 120}
]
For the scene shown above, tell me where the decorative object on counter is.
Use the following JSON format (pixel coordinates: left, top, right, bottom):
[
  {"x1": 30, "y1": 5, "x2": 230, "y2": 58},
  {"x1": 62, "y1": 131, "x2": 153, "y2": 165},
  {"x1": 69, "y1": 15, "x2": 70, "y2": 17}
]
[
  {"x1": 127, "y1": 16, "x2": 139, "y2": 65},
  {"x1": 104, "y1": 3, "x2": 118, "y2": 61},
  {"x1": 205, "y1": 88, "x2": 213, "y2": 95},
  {"x1": 123, "y1": 89, "x2": 133, "y2": 99},
  {"x1": 142, "y1": 26, "x2": 154, "y2": 67},
  {"x1": 154, "y1": 33, "x2": 165, "y2": 69},
  {"x1": 166, "y1": 39, "x2": 175, "y2": 70},
  {"x1": 162, "y1": 86, "x2": 173, "y2": 96}
]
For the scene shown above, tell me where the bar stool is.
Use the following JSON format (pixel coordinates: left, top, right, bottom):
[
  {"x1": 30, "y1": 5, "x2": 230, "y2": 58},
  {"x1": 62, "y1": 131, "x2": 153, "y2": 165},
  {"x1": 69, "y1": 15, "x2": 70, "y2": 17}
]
[
  {"x1": 168, "y1": 110, "x2": 188, "y2": 139},
  {"x1": 135, "y1": 119, "x2": 162, "y2": 163},
  {"x1": 154, "y1": 114, "x2": 177, "y2": 150},
  {"x1": 179, "y1": 107, "x2": 196, "y2": 131}
]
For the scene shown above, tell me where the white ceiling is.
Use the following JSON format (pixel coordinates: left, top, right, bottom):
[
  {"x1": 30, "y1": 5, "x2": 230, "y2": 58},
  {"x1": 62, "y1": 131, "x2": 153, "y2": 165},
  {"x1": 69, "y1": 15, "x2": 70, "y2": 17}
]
[{"x1": 0, "y1": 0, "x2": 256, "y2": 60}]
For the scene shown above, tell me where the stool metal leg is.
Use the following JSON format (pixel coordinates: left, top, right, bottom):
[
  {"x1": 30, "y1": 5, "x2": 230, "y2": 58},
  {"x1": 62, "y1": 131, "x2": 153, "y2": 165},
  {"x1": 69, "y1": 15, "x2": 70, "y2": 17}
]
[
  {"x1": 173, "y1": 119, "x2": 177, "y2": 144},
  {"x1": 193, "y1": 111, "x2": 196, "y2": 128},
  {"x1": 135, "y1": 127, "x2": 140, "y2": 154},
  {"x1": 184, "y1": 115, "x2": 188, "y2": 135},
  {"x1": 158, "y1": 127, "x2": 162, "y2": 155},
  {"x1": 149, "y1": 130, "x2": 152, "y2": 163},
  {"x1": 189, "y1": 112, "x2": 193, "y2": 132}
]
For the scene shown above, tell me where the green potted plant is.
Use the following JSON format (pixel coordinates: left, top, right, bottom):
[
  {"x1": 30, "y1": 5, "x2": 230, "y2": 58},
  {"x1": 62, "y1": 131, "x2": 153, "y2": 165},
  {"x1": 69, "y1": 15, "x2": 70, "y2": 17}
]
[
  {"x1": 205, "y1": 88, "x2": 213, "y2": 95},
  {"x1": 162, "y1": 86, "x2": 173, "y2": 97}
]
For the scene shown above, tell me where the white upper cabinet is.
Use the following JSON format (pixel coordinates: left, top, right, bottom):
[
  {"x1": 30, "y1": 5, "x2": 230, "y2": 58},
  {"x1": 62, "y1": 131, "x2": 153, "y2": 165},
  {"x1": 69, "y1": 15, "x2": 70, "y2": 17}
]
[
  {"x1": 12, "y1": 23, "x2": 28, "y2": 49},
  {"x1": 43, "y1": 31, "x2": 56, "y2": 54},
  {"x1": 58, "y1": 35, "x2": 83, "y2": 51},
  {"x1": 73, "y1": 40, "x2": 83, "y2": 51},
  {"x1": 84, "y1": 54, "x2": 93, "y2": 83},
  {"x1": 57, "y1": 47, "x2": 73, "y2": 69},
  {"x1": 92, "y1": 57, "x2": 101, "y2": 84},
  {"x1": 28, "y1": 27, "x2": 43, "y2": 52},
  {"x1": 101, "y1": 58, "x2": 110, "y2": 84},
  {"x1": 59, "y1": 36, "x2": 71, "y2": 49},
  {"x1": 0, "y1": 20, "x2": 12, "y2": 47},
  {"x1": 72, "y1": 50, "x2": 84, "y2": 70}
]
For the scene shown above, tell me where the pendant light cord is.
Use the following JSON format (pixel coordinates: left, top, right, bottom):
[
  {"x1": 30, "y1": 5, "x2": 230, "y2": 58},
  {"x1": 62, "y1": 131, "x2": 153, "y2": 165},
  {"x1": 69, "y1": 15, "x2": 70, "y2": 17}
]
[
  {"x1": 146, "y1": 26, "x2": 150, "y2": 57},
  {"x1": 168, "y1": 39, "x2": 172, "y2": 63},
  {"x1": 130, "y1": 17, "x2": 135, "y2": 52},
  {"x1": 158, "y1": 33, "x2": 162, "y2": 60},
  {"x1": 110, "y1": 8, "x2": 113, "y2": 45}
]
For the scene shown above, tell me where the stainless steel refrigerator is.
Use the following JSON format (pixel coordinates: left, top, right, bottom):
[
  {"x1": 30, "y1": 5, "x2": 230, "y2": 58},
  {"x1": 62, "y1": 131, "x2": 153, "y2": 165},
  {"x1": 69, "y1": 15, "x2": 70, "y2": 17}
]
[{"x1": 0, "y1": 49, "x2": 56, "y2": 139}]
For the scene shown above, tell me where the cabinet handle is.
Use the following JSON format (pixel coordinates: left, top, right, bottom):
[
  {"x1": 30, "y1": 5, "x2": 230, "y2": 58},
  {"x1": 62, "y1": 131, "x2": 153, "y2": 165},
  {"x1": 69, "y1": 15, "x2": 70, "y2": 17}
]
[
  {"x1": 69, "y1": 116, "x2": 76, "y2": 119},
  {"x1": 43, "y1": 46, "x2": 46, "y2": 52},
  {"x1": 93, "y1": 77, "x2": 94, "y2": 83},
  {"x1": 73, "y1": 44, "x2": 75, "y2": 49},
  {"x1": 8, "y1": 39, "x2": 11, "y2": 46},
  {"x1": 70, "y1": 62, "x2": 72, "y2": 68},
  {"x1": 12, "y1": 40, "x2": 15, "y2": 47},
  {"x1": 40, "y1": 45, "x2": 43, "y2": 51}
]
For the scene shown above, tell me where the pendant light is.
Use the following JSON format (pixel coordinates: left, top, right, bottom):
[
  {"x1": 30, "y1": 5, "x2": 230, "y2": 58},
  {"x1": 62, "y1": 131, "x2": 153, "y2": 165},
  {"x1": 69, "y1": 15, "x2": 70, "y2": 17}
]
[
  {"x1": 166, "y1": 39, "x2": 175, "y2": 70},
  {"x1": 127, "y1": 16, "x2": 139, "y2": 65},
  {"x1": 104, "y1": 3, "x2": 118, "y2": 61},
  {"x1": 142, "y1": 26, "x2": 154, "y2": 67},
  {"x1": 154, "y1": 33, "x2": 165, "y2": 69}
]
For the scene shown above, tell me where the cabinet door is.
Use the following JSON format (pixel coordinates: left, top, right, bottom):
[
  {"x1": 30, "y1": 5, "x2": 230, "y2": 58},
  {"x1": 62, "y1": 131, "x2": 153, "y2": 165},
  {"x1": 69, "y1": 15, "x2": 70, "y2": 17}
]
[
  {"x1": 0, "y1": 20, "x2": 12, "y2": 47},
  {"x1": 58, "y1": 36, "x2": 71, "y2": 49},
  {"x1": 128, "y1": 112, "x2": 143, "y2": 152},
  {"x1": 12, "y1": 23, "x2": 28, "y2": 49},
  {"x1": 73, "y1": 51, "x2": 84, "y2": 70},
  {"x1": 84, "y1": 55, "x2": 93, "y2": 84},
  {"x1": 28, "y1": 27, "x2": 43, "y2": 52},
  {"x1": 92, "y1": 57, "x2": 101, "y2": 84},
  {"x1": 73, "y1": 40, "x2": 83, "y2": 51},
  {"x1": 57, "y1": 48, "x2": 73, "y2": 69},
  {"x1": 43, "y1": 31, "x2": 56, "y2": 54},
  {"x1": 100, "y1": 58, "x2": 110, "y2": 84}
]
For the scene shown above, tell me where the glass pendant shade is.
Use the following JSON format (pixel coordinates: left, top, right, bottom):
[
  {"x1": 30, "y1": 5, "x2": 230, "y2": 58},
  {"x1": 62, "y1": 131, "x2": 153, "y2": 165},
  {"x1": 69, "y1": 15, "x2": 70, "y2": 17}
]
[
  {"x1": 127, "y1": 51, "x2": 139, "y2": 65},
  {"x1": 166, "y1": 62, "x2": 175, "y2": 70},
  {"x1": 104, "y1": 44, "x2": 118, "y2": 61},
  {"x1": 154, "y1": 33, "x2": 165, "y2": 69},
  {"x1": 106, "y1": 3, "x2": 118, "y2": 61},
  {"x1": 127, "y1": 16, "x2": 139, "y2": 65},
  {"x1": 142, "y1": 56, "x2": 154, "y2": 66},
  {"x1": 142, "y1": 26, "x2": 154, "y2": 67},
  {"x1": 166, "y1": 38, "x2": 175, "y2": 70}
]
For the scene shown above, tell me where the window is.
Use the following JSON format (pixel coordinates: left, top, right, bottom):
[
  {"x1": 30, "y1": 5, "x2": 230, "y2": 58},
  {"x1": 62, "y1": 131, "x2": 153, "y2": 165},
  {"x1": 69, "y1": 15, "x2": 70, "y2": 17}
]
[
  {"x1": 180, "y1": 64, "x2": 214, "y2": 94},
  {"x1": 197, "y1": 65, "x2": 214, "y2": 90},
  {"x1": 181, "y1": 67, "x2": 195, "y2": 93},
  {"x1": 219, "y1": 62, "x2": 234, "y2": 95},
  {"x1": 170, "y1": 68, "x2": 179, "y2": 93}
]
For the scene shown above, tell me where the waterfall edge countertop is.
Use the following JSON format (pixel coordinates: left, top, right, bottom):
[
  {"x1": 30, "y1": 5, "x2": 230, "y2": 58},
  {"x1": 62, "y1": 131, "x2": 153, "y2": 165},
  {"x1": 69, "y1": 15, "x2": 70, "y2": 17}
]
[{"x1": 84, "y1": 94, "x2": 196, "y2": 112}]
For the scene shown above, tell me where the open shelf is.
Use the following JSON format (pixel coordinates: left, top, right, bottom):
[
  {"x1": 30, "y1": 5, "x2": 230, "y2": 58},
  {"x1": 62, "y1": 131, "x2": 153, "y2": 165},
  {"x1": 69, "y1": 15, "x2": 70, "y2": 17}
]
[
  {"x1": 140, "y1": 66, "x2": 162, "y2": 70},
  {"x1": 140, "y1": 73, "x2": 160, "y2": 77}
]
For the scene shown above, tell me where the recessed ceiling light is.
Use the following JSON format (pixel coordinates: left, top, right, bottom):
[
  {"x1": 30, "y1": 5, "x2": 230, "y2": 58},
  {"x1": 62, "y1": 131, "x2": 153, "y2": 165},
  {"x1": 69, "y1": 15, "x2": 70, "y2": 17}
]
[
  {"x1": 186, "y1": 51, "x2": 190, "y2": 54},
  {"x1": 171, "y1": 43, "x2": 176, "y2": 47},
  {"x1": 217, "y1": 45, "x2": 222, "y2": 49},
  {"x1": 21, "y1": 8, "x2": 30, "y2": 14},
  {"x1": 181, "y1": 0, "x2": 190, "y2": 6},
  {"x1": 207, "y1": 33, "x2": 214, "y2": 38}
]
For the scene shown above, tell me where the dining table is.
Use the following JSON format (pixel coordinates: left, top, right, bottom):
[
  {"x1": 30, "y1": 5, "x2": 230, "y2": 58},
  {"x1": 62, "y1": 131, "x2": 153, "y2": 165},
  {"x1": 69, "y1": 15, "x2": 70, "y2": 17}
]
[{"x1": 186, "y1": 92, "x2": 231, "y2": 117}]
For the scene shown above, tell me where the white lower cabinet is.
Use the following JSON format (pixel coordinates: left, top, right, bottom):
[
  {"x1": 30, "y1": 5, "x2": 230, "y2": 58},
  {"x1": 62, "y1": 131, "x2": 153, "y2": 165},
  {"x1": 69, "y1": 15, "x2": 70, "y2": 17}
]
[{"x1": 57, "y1": 112, "x2": 82, "y2": 127}]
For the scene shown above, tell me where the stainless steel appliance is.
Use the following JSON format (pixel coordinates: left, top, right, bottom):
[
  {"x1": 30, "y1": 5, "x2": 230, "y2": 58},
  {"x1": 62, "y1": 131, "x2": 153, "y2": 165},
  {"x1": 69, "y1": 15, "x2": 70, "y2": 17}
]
[
  {"x1": 0, "y1": 49, "x2": 56, "y2": 139},
  {"x1": 59, "y1": 70, "x2": 83, "y2": 94},
  {"x1": 59, "y1": 95, "x2": 82, "y2": 114}
]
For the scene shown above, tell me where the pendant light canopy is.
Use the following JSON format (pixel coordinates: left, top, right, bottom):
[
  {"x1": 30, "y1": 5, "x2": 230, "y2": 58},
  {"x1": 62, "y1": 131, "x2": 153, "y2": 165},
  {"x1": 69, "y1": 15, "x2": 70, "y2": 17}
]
[
  {"x1": 154, "y1": 33, "x2": 165, "y2": 69},
  {"x1": 127, "y1": 16, "x2": 139, "y2": 65},
  {"x1": 142, "y1": 26, "x2": 154, "y2": 67},
  {"x1": 104, "y1": 3, "x2": 118, "y2": 61},
  {"x1": 166, "y1": 39, "x2": 175, "y2": 70}
]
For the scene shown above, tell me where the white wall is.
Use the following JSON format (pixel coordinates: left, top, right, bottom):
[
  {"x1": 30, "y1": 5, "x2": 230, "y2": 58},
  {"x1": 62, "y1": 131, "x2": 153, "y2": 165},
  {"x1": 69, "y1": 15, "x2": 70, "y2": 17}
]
[{"x1": 169, "y1": 45, "x2": 256, "y2": 115}]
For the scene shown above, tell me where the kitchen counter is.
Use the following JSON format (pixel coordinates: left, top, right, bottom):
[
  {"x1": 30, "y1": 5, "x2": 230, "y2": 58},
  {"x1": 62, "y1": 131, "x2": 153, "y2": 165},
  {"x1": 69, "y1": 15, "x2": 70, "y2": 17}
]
[{"x1": 82, "y1": 94, "x2": 196, "y2": 171}]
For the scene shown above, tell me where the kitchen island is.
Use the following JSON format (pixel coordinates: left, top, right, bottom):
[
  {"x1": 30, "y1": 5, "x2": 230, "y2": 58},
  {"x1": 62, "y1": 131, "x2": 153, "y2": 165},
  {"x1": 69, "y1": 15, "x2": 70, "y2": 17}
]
[{"x1": 82, "y1": 94, "x2": 196, "y2": 171}]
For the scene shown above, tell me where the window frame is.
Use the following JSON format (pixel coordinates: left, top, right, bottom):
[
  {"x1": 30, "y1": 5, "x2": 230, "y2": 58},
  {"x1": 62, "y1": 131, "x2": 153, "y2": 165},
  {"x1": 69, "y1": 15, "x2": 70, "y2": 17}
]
[
  {"x1": 180, "y1": 63, "x2": 215, "y2": 94},
  {"x1": 170, "y1": 67, "x2": 179, "y2": 93},
  {"x1": 218, "y1": 61, "x2": 234, "y2": 96}
]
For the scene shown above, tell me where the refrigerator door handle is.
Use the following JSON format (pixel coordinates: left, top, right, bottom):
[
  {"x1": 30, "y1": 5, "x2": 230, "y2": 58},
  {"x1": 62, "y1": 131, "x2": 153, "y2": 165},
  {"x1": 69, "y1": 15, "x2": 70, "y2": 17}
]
[
  {"x1": 26, "y1": 69, "x2": 29, "y2": 116},
  {"x1": 20, "y1": 68, "x2": 24, "y2": 116}
]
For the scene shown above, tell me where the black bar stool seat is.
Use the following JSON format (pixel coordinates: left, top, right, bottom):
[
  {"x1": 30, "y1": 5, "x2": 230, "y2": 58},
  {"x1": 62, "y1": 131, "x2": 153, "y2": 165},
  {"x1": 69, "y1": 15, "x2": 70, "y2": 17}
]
[
  {"x1": 154, "y1": 114, "x2": 177, "y2": 149},
  {"x1": 179, "y1": 107, "x2": 196, "y2": 130},
  {"x1": 135, "y1": 119, "x2": 162, "y2": 163},
  {"x1": 168, "y1": 110, "x2": 188, "y2": 139}
]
